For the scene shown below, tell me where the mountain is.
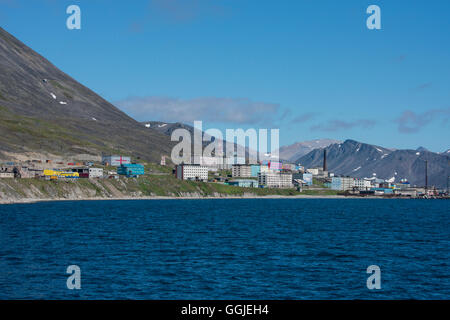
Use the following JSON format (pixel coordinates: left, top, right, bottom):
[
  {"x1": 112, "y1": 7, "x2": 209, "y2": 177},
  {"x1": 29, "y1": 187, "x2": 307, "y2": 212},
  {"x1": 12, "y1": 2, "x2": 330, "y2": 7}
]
[
  {"x1": 416, "y1": 146, "x2": 429, "y2": 152},
  {"x1": 0, "y1": 27, "x2": 172, "y2": 162},
  {"x1": 278, "y1": 139, "x2": 341, "y2": 162},
  {"x1": 296, "y1": 140, "x2": 449, "y2": 188},
  {"x1": 144, "y1": 121, "x2": 254, "y2": 159}
]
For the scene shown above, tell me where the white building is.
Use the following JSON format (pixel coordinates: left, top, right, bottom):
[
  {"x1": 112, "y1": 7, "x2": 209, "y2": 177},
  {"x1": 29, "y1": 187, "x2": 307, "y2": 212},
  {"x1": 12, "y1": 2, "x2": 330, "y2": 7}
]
[
  {"x1": 331, "y1": 177, "x2": 372, "y2": 191},
  {"x1": 306, "y1": 168, "x2": 320, "y2": 175},
  {"x1": 353, "y1": 178, "x2": 366, "y2": 190},
  {"x1": 331, "y1": 177, "x2": 354, "y2": 191},
  {"x1": 0, "y1": 172, "x2": 14, "y2": 179},
  {"x1": 176, "y1": 165, "x2": 209, "y2": 181},
  {"x1": 89, "y1": 168, "x2": 103, "y2": 178},
  {"x1": 258, "y1": 172, "x2": 293, "y2": 188},
  {"x1": 232, "y1": 165, "x2": 252, "y2": 178}
]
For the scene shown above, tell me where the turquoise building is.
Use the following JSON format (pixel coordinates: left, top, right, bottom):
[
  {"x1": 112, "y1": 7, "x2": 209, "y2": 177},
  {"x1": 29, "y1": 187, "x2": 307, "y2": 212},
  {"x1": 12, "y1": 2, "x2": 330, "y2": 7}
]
[
  {"x1": 251, "y1": 165, "x2": 260, "y2": 177},
  {"x1": 117, "y1": 164, "x2": 145, "y2": 177},
  {"x1": 227, "y1": 179, "x2": 259, "y2": 188}
]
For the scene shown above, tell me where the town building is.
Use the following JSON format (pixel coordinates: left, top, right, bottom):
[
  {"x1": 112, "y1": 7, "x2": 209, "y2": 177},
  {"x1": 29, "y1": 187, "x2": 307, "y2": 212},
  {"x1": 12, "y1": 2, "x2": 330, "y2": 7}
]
[
  {"x1": 306, "y1": 168, "x2": 320, "y2": 175},
  {"x1": 175, "y1": 164, "x2": 209, "y2": 181},
  {"x1": 371, "y1": 188, "x2": 394, "y2": 195},
  {"x1": 232, "y1": 164, "x2": 252, "y2": 178},
  {"x1": 71, "y1": 168, "x2": 103, "y2": 178},
  {"x1": 306, "y1": 167, "x2": 328, "y2": 178},
  {"x1": 102, "y1": 155, "x2": 131, "y2": 167},
  {"x1": 117, "y1": 164, "x2": 145, "y2": 177},
  {"x1": 397, "y1": 181, "x2": 411, "y2": 190},
  {"x1": 71, "y1": 168, "x2": 89, "y2": 178},
  {"x1": 331, "y1": 177, "x2": 354, "y2": 191},
  {"x1": 302, "y1": 173, "x2": 313, "y2": 186},
  {"x1": 18, "y1": 167, "x2": 43, "y2": 178},
  {"x1": 394, "y1": 189, "x2": 417, "y2": 197},
  {"x1": 43, "y1": 170, "x2": 79, "y2": 179},
  {"x1": 0, "y1": 172, "x2": 14, "y2": 178},
  {"x1": 88, "y1": 168, "x2": 103, "y2": 178},
  {"x1": 330, "y1": 176, "x2": 372, "y2": 191},
  {"x1": 353, "y1": 178, "x2": 370, "y2": 190},
  {"x1": 0, "y1": 166, "x2": 15, "y2": 179},
  {"x1": 251, "y1": 165, "x2": 260, "y2": 177},
  {"x1": 227, "y1": 179, "x2": 258, "y2": 188},
  {"x1": 258, "y1": 172, "x2": 293, "y2": 188}
]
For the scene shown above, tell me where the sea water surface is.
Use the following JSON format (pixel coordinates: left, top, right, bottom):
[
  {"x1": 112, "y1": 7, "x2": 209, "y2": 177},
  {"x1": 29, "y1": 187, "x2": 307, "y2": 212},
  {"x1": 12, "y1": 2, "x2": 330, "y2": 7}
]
[{"x1": 0, "y1": 199, "x2": 448, "y2": 299}]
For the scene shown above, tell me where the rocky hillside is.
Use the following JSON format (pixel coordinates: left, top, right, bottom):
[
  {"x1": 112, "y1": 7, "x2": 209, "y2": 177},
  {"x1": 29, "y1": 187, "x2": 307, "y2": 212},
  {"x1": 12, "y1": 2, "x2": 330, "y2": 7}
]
[
  {"x1": 297, "y1": 140, "x2": 449, "y2": 188},
  {"x1": 0, "y1": 175, "x2": 307, "y2": 204},
  {"x1": 0, "y1": 27, "x2": 172, "y2": 162}
]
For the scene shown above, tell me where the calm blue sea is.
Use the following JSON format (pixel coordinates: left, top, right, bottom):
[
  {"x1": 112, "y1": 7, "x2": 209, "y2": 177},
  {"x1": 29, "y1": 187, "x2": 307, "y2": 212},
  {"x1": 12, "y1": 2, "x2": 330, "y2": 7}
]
[{"x1": 0, "y1": 199, "x2": 448, "y2": 299}]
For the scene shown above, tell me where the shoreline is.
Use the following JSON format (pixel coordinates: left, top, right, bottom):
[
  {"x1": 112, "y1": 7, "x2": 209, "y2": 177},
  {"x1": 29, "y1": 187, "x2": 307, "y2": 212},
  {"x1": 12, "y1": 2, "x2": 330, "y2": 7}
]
[{"x1": 0, "y1": 194, "x2": 425, "y2": 205}]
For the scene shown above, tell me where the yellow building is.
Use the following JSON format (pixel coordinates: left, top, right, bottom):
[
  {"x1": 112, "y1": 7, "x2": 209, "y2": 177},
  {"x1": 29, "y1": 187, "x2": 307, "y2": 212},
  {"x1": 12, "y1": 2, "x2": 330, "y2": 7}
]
[{"x1": 43, "y1": 170, "x2": 79, "y2": 179}]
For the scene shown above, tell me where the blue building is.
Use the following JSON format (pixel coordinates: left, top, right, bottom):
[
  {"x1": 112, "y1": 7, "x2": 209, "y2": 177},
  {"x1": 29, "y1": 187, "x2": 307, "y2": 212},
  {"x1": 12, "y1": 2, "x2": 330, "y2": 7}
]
[
  {"x1": 303, "y1": 173, "x2": 313, "y2": 186},
  {"x1": 251, "y1": 165, "x2": 260, "y2": 177},
  {"x1": 371, "y1": 187, "x2": 394, "y2": 194},
  {"x1": 331, "y1": 176, "x2": 354, "y2": 191},
  {"x1": 117, "y1": 164, "x2": 145, "y2": 177},
  {"x1": 227, "y1": 179, "x2": 259, "y2": 188}
]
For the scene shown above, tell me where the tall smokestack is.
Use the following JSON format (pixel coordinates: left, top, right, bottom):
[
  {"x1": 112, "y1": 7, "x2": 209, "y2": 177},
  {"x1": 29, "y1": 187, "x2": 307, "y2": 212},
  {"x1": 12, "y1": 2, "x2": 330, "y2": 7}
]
[
  {"x1": 323, "y1": 149, "x2": 327, "y2": 172},
  {"x1": 425, "y1": 160, "x2": 428, "y2": 191}
]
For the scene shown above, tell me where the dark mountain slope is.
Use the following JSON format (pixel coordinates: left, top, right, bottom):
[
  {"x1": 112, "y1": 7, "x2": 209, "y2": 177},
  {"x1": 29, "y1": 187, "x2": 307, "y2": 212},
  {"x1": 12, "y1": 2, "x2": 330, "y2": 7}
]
[{"x1": 0, "y1": 27, "x2": 172, "y2": 161}]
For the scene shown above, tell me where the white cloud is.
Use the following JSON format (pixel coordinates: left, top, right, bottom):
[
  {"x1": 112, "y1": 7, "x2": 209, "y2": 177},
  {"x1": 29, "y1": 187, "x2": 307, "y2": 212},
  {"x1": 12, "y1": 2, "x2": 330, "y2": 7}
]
[{"x1": 115, "y1": 96, "x2": 281, "y2": 125}]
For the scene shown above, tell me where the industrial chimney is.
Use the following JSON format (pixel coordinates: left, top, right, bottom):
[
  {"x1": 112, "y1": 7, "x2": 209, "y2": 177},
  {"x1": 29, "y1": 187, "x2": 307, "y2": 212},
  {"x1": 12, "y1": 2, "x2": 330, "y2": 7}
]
[{"x1": 323, "y1": 149, "x2": 327, "y2": 172}]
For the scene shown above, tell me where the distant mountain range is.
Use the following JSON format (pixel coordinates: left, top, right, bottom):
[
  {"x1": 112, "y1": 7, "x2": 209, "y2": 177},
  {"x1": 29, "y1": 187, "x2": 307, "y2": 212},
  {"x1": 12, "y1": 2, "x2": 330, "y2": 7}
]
[
  {"x1": 0, "y1": 27, "x2": 172, "y2": 162},
  {"x1": 296, "y1": 140, "x2": 450, "y2": 188}
]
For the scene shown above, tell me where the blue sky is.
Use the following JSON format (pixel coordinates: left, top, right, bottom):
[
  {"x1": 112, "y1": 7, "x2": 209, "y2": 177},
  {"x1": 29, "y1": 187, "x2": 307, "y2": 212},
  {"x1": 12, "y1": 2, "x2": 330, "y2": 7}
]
[{"x1": 1, "y1": 0, "x2": 449, "y2": 152}]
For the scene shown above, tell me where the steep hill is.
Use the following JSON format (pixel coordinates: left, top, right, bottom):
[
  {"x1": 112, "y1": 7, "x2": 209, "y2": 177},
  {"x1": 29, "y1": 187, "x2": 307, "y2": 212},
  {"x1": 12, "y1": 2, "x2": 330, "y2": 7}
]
[
  {"x1": 297, "y1": 140, "x2": 449, "y2": 188},
  {"x1": 0, "y1": 27, "x2": 172, "y2": 162},
  {"x1": 143, "y1": 120, "x2": 252, "y2": 159}
]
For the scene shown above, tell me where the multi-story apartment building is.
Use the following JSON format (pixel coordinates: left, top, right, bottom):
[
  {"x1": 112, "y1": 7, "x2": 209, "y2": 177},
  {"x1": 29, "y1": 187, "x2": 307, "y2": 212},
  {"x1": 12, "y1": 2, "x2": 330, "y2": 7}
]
[
  {"x1": 176, "y1": 164, "x2": 209, "y2": 181},
  {"x1": 258, "y1": 172, "x2": 293, "y2": 188},
  {"x1": 331, "y1": 177, "x2": 372, "y2": 191},
  {"x1": 232, "y1": 164, "x2": 252, "y2": 178}
]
